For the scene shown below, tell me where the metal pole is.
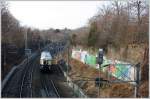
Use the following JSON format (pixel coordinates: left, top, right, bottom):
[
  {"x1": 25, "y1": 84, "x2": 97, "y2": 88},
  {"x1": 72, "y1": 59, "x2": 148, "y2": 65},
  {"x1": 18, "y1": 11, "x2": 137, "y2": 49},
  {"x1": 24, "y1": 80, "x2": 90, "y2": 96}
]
[
  {"x1": 136, "y1": 63, "x2": 140, "y2": 97},
  {"x1": 134, "y1": 63, "x2": 140, "y2": 97},
  {"x1": 98, "y1": 65, "x2": 100, "y2": 98},
  {"x1": 66, "y1": 31, "x2": 69, "y2": 76},
  {"x1": 25, "y1": 29, "x2": 27, "y2": 49},
  {"x1": 97, "y1": 48, "x2": 103, "y2": 98},
  {"x1": 134, "y1": 64, "x2": 136, "y2": 97},
  {"x1": 25, "y1": 29, "x2": 29, "y2": 67},
  {"x1": 67, "y1": 43, "x2": 69, "y2": 76},
  {"x1": 27, "y1": 55, "x2": 28, "y2": 68},
  {"x1": 4, "y1": 43, "x2": 6, "y2": 66}
]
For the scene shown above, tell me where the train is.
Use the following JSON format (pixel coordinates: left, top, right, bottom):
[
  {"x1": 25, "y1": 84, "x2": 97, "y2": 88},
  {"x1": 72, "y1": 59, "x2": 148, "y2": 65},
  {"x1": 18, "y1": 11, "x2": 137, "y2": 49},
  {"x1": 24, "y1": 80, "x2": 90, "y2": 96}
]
[
  {"x1": 40, "y1": 51, "x2": 52, "y2": 72},
  {"x1": 39, "y1": 41, "x2": 67, "y2": 72},
  {"x1": 39, "y1": 51, "x2": 59, "y2": 72}
]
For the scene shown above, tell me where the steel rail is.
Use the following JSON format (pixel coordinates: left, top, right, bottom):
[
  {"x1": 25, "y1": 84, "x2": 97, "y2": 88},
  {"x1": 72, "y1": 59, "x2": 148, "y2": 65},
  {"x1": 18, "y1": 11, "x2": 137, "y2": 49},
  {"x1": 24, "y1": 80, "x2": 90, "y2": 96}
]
[
  {"x1": 43, "y1": 80, "x2": 50, "y2": 97},
  {"x1": 19, "y1": 66, "x2": 28, "y2": 97},
  {"x1": 30, "y1": 57, "x2": 38, "y2": 97},
  {"x1": 50, "y1": 80, "x2": 60, "y2": 98},
  {"x1": 19, "y1": 55, "x2": 38, "y2": 97}
]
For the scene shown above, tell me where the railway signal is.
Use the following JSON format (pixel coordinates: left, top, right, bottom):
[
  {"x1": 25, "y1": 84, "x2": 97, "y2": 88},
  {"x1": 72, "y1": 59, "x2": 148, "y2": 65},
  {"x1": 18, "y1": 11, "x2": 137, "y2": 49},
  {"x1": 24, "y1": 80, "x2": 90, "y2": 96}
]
[
  {"x1": 7, "y1": 44, "x2": 18, "y2": 54},
  {"x1": 97, "y1": 48, "x2": 104, "y2": 97},
  {"x1": 97, "y1": 49, "x2": 104, "y2": 65},
  {"x1": 25, "y1": 49, "x2": 31, "y2": 56}
]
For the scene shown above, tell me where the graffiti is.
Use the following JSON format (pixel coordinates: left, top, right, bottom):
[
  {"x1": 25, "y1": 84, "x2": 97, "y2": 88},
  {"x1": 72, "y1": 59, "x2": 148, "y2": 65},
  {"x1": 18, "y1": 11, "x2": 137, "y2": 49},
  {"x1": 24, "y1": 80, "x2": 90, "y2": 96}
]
[
  {"x1": 81, "y1": 51, "x2": 88, "y2": 63},
  {"x1": 85, "y1": 54, "x2": 96, "y2": 66},
  {"x1": 71, "y1": 49, "x2": 135, "y2": 81},
  {"x1": 72, "y1": 50, "x2": 81, "y2": 61},
  {"x1": 109, "y1": 64, "x2": 116, "y2": 73}
]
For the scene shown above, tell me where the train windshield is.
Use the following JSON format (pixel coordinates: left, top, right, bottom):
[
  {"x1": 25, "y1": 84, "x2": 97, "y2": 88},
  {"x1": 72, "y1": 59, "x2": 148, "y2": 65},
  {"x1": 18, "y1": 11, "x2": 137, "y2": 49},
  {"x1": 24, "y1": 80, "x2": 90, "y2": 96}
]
[
  {"x1": 40, "y1": 51, "x2": 52, "y2": 60},
  {"x1": 40, "y1": 51, "x2": 52, "y2": 65}
]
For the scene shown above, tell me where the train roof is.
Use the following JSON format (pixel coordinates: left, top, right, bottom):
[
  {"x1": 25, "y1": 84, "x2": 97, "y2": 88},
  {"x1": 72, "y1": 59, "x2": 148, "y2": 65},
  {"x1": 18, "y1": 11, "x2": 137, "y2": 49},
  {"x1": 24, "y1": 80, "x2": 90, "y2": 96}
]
[{"x1": 40, "y1": 51, "x2": 52, "y2": 60}]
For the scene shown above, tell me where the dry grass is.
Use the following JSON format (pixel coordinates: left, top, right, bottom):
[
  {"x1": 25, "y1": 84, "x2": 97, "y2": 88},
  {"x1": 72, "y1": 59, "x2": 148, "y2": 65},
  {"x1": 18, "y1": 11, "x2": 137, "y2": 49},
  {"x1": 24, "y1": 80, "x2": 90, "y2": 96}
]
[
  {"x1": 69, "y1": 58, "x2": 136, "y2": 98},
  {"x1": 139, "y1": 81, "x2": 149, "y2": 97}
]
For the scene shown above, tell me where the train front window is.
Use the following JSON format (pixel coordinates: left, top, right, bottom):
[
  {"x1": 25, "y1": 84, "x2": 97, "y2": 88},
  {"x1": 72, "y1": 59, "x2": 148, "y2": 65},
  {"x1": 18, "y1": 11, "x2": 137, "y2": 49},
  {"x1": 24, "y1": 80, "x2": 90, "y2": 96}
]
[{"x1": 42, "y1": 60, "x2": 51, "y2": 65}]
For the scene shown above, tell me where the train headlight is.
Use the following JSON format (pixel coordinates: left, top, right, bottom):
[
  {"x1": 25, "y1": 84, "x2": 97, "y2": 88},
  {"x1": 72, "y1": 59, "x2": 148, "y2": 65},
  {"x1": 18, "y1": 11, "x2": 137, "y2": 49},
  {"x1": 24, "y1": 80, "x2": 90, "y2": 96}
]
[
  {"x1": 40, "y1": 59, "x2": 43, "y2": 65},
  {"x1": 48, "y1": 60, "x2": 51, "y2": 65}
]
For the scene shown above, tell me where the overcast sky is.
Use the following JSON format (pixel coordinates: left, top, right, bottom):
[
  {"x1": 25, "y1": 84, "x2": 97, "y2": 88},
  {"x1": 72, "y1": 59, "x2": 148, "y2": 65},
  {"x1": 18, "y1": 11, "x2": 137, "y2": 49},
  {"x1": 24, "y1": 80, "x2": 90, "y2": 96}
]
[{"x1": 8, "y1": 1, "x2": 109, "y2": 30}]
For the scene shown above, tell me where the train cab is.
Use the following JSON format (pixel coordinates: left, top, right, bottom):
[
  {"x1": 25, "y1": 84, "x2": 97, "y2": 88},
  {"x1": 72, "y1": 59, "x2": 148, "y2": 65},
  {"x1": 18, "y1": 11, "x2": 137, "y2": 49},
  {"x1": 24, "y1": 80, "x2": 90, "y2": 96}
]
[{"x1": 40, "y1": 51, "x2": 52, "y2": 72}]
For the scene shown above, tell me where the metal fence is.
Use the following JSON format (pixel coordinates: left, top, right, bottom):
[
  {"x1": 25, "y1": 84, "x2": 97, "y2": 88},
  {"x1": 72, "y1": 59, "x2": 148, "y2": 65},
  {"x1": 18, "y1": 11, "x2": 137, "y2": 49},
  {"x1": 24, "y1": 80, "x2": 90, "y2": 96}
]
[
  {"x1": 70, "y1": 49, "x2": 141, "y2": 97},
  {"x1": 58, "y1": 64, "x2": 88, "y2": 98}
]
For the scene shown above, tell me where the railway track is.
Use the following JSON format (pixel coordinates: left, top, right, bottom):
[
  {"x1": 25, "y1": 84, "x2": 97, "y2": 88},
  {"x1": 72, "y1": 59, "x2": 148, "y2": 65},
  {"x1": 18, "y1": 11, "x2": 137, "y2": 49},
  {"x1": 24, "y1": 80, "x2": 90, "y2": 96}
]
[
  {"x1": 2, "y1": 43, "x2": 69, "y2": 98},
  {"x1": 39, "y1": 64, "x2": 62, "y2": 97},
  {"x1": 40, "y1": 73, "x2": 60, "y2": 98},
  {"x1": 2, "y1": 55, "x2": 38, "y2": 97},
  {"x1": 19, "y1": 57, "x2": 38, "y2": 97},
  {"x1": 50, "y1": 80, "x2": 60, "y2": 97}
]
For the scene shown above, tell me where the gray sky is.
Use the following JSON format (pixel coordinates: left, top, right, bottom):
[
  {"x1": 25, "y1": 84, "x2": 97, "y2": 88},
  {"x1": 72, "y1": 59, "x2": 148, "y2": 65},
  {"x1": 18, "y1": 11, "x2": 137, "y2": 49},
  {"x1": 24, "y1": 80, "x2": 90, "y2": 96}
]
[{"x1": 8, "y1": 1, "x2": 109, "y2": 30}]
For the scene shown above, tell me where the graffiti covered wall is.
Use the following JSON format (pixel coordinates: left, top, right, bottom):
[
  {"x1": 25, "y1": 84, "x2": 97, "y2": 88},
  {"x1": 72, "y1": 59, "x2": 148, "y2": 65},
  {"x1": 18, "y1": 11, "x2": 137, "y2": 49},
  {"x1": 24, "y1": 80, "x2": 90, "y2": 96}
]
[{"x1": 71, "y1": 49, "x2": 135, "y2": 81}]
